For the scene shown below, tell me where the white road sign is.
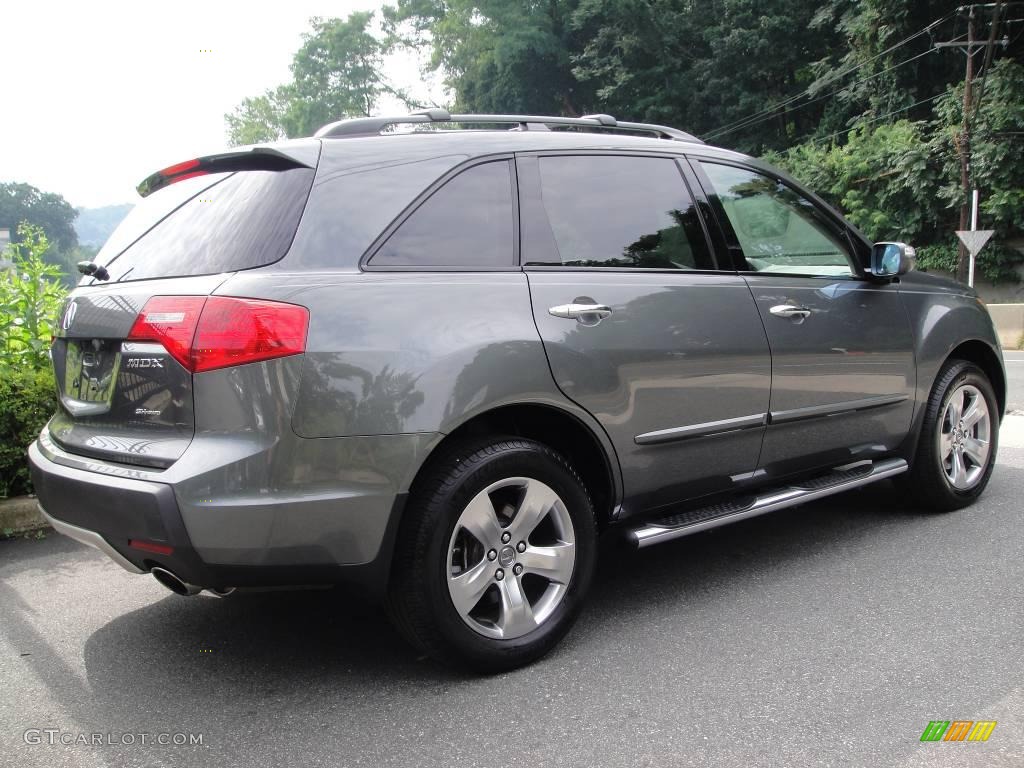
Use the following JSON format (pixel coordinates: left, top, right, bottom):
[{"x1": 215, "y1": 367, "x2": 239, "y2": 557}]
[{"x1": 956, "y1": 230, "x2": 995, "y2": 256}]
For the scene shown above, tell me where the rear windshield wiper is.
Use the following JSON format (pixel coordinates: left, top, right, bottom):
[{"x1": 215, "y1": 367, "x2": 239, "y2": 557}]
[{"x1": 77, "y1": 261, "x2": 109, "y2": 281}]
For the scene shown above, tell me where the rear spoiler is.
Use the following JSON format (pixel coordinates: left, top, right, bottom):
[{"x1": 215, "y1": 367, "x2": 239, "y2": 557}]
[{"x1": 136, "y1": 146, "x2": 317, "y2": 198}]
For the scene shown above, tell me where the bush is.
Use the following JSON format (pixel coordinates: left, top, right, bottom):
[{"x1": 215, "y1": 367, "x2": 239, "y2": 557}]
[
  {"x1": 0, "y1": 222, "x2": 66, "y2": 497},
  {"x1": 0, "y1": 223, "x2": 67, "y2": 371},
  {"x1": 0, "y1": 368, "x2": 56, "y2": 498}
]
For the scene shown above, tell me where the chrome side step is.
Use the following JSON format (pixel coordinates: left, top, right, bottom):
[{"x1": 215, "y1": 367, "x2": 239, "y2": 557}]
[{"x1": 629, "y1": 458, "x2": 908, "y2": 549}]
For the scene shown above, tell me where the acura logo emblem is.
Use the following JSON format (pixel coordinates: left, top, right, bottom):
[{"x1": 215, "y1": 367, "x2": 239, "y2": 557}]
[{"x1": 61, "y1": 301, "x2": 78, "y2": 331}]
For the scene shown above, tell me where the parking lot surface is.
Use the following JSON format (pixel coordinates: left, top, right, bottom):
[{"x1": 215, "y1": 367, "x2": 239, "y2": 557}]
[{"x1": 3, "y1": 408, "x2": 1022, "y2": 768}]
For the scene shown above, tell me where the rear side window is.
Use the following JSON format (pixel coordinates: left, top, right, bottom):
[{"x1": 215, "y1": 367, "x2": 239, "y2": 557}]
[
  {"x1": 522, "y1": 155, "x2": 713, "y2": 269},
  {"x1": 370, "y1": 160, "x2": 515, "y2": 268},
  {"x1": 94, "y1": 168, "x2": 315, "y2": 283}
]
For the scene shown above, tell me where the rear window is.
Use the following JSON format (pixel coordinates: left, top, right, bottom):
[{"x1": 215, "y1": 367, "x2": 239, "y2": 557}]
[
  {"x1": 90, "y1": 168, "x2": 315, "y2": 283},
  {"x1": 370, "y1": 161, "x2": 515, "y2": 268}
]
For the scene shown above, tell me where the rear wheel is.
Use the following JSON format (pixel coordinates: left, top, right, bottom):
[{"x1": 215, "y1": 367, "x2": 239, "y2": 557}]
[
  {"x1": 387, "y1": 437, "x2": 597, "y2": 672},
  {"x1": 905, "y1": 360, "x2": 999, "y2": 511}
]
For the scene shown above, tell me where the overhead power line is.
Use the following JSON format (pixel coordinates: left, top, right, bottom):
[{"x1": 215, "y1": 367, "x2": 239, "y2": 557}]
[
  {"x1": 705, "y1": 43, "x2": 952, "y2": 140},
  {"x1": 778, "y1": 88, "x2": 957, "y2": 155},
  {"x1": 705, "y1": 9, "x2": 958, "y2": 141}
]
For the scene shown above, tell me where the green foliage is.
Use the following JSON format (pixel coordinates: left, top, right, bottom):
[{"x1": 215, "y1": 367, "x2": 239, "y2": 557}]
[
  {"x1": 0, "y1": 367, "x2": 56, "y2": 498},
  {"x1": 932, "y1": 59, "x2": 1024, "y2": 282},
  {"x1": 769, "y1": 120, "x2": 943, "y2": 241},
  {"x1": 771, "y1": 60, "x2": 1024, "y2": 283},
  {"x1": 387, "y1": 0, "x2": 588, "y2": 115},
  {"x1": 0, "y1": 181, "x2": 80, "y2": 284},
  {"x1": 0, "y1": 182, "x2": 78, "y2": 252},
  {"x1": 226, "y1": 92, "x2": 290, "y2": 145},
  {"x1": 225, "y1": 13, "x2": 394, "y2": 144},
  {"x1": 0, "y1": 224, "x2": 68, "y2": 372},
  {"x1": 0, "y1": 224, "x2": 65, "y2": 497},
  {"x1": 232, "y1": 1, "x2": 1023, "y2": 283}
]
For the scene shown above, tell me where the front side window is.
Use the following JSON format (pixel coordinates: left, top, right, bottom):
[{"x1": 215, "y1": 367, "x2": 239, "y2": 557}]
[
  {"x1": 370, "y1": 160, "x2": 515, "y2": 268},
  {"x1": 700, "y1": 163, "x2": 854, "y2": 277},
  {"x1": 523, "y1": 155, "x2": 713, "y2": 270}
]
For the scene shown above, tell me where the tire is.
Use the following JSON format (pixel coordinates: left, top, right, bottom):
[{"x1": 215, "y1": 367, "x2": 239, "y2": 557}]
[
  {"x1": 904, "y1": 359, "x2": 999, "y2": 511},
  {"x1": 387, "y1": 437, "x2": 597, "y2": 672}
]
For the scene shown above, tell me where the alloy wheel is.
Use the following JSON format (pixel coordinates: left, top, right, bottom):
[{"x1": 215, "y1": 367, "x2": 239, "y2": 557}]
[
  {"x1": 446, "y1": 477, "x2": 576, "y2": 639},
  {"x1": 938, "y1": 383, "x2": 992, "y2": 490}
]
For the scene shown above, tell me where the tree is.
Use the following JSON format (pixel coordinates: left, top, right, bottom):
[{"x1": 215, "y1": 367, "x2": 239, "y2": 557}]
[
  {"x1": 932, "y1": 59, "x2": 1024, "y2": 282},
  {"x1": 225, "y1": 92, "x2": 289, "y2": 145},
  {"x1": 226, "y1": 12, "x2": 393, "y2": 144},
  {"x1": 0, "y1": 182, "x2": 79, "y2": 283},
  {"x1": 385, "y1": 0, "x2": 592, "y2": 115},
  {"x1": 0, "y1": 182, "x2": 78, "y2": 254}
]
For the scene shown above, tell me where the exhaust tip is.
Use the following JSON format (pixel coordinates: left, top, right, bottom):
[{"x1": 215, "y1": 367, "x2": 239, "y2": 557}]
[{"x1": 151, "y1": 566, "x2": 202, "y2": 596}]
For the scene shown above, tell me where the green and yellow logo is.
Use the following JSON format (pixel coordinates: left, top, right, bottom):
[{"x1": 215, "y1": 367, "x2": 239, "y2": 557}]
[{"x1": 920, "y1": 720, "x2": 997, "y2": 742}]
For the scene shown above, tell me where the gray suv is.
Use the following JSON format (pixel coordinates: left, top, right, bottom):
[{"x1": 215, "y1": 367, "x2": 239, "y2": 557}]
[{"x1": 29, "y1": 110, "x2": 1005, "y2": 671}]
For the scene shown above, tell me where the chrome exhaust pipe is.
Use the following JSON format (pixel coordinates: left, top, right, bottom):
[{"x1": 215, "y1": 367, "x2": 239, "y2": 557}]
[{"x1": 151, "y1": 566, "x2": 202, "y2": 596}]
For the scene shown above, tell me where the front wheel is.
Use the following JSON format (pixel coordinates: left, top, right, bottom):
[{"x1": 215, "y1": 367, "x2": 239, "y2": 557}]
[
  {"x1": 387, "y1": 438, "x2": 597, "y2": 672},
  {"x1": 905, "y1": 359, "x2": 999, "y2": 511}
]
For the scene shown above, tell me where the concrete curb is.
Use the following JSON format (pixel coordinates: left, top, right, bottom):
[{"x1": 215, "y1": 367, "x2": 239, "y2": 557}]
[
  {"x1": 0, "y1": 495, "x2": 48, "y2": 536},
  {"x1": 988, "y1": 304, "x2": 1024, "y2": 350}
]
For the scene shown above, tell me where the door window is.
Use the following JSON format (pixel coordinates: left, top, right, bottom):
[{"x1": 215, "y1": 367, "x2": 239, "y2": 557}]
[
  {"x1": 522, "y1": 155, "x2": 713, "y2": 270},
  {"x1": 701, "y1": 163, "x2": 855, "y2": 277},
  {"x1": 370, "y1": 160, "x2": 515, "y2": 268}
]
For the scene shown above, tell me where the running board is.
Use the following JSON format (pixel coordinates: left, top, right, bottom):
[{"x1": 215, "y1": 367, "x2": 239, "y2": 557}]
[{"x1": 629, "y1": 458, "x2": 908, "y2": 549}]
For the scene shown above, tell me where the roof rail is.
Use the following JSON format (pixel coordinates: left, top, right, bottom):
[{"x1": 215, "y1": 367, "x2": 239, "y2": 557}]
[{"x1": 314, "y1": 109, "x2": 703, "y2": 144}]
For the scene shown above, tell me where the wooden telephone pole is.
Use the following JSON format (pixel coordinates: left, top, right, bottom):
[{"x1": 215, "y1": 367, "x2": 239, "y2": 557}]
[{"x1": 935, "y1": 2, "x2": 1005, "y2": 282}]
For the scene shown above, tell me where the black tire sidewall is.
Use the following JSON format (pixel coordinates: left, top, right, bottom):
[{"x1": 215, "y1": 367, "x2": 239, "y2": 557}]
[
  {"x1": 915, "y1": 361, "x2": 999, "y2": 508},
  {"x1": 412, "y1": 440, "x2": 596, "y2": 670}
]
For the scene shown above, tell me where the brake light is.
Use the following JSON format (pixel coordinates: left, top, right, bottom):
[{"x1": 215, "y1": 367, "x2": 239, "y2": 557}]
[
  {"x1": 128, "y1": 296, "x2": 205, "y2": 370},
  {"x1": 128, "y1": 296, "x2": 308, "y2": 373},
  {"x1": 137, "y1": 158, "x2": 209, "y2": 196}
]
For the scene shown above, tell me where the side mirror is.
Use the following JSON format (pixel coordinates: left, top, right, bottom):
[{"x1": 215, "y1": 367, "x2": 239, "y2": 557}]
[{"x1": 870, "y1": 242, "x2": 916, "y2": 278}]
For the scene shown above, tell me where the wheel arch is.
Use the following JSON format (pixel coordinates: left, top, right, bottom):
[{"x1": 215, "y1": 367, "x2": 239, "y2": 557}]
[
  {"x1": 900, "y1": 336, "x2": 1007, "y2": 466},
  {"x1": 946, "y1": 339, "x2": 1006, "y2": 417},
  {"x1": 409, "y1": 402, "x2": 622, "y2": 529}
]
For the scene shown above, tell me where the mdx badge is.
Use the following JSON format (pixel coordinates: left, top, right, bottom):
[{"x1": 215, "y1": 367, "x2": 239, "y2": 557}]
[{"x1": 126, "y1": 358, "x2": 164, "y2": 369}]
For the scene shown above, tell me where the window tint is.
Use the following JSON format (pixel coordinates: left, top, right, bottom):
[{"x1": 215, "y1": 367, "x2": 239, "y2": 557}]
[
  {"x1": 370, "y1": 161, "x2": 515, "y2": 268},
  {"x1": 89, "y1": 172, "x2": 229, "y2": 281},
  {"x1": 701, "y1": 163, "x2": 854, "y2": 277},
  {"x1": 524, "y1": 155, "x2": 712, "y2": 270},
  {"x1": 290, "y1": 150, "x2": 469, "y2": 269},
  {"x1": 96, "y1": 168, "x2": 315, "y2": 283}
]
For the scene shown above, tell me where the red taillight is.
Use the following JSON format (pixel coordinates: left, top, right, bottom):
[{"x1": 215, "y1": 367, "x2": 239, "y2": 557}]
[
  {"x1": 128, "y1": 296, "x2": 308, "y2": 373},
  {"x1": 129, "y1": 539, "x2": 174, "y2": 556},
  {"x1": 192, "y1": 297, "x2": 308, "y2": 372},
  {"x1": 128, "y1": 296, "x2": 206, "y2": 370}
]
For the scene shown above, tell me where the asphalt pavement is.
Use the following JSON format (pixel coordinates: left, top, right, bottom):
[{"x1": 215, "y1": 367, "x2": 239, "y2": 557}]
[{"x1": 2, "y1": 374, "x2": 1023, "y2": 767}]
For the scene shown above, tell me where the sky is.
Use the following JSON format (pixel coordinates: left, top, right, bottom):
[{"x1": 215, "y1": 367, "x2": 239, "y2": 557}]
[{"x1": 0, "y1": 0, "x2": 441, "y2": 208}]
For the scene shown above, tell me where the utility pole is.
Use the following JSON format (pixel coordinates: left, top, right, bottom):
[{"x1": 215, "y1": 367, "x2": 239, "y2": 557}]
[
  {"x1": 956, "y1": 6, "x2": 976, "y2": 283},
  {"x1": 934, "y1": 2, "x2": 1006, "y2": 283}
]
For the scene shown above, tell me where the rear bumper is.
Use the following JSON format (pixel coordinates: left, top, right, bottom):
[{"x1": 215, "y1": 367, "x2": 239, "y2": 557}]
[
  {"x1": 28, "y1": 433, "x2": 419, "y2": 597},
  {"x1": 36, "y1": 503, "x2": 144, "y2": 574}
]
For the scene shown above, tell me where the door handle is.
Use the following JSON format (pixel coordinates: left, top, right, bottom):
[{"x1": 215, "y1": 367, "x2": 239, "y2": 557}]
[
  {"x1": 548, "y1": 303, "x2": 613, "y2": 320},
  {"x1": 769, "y1": 304, "x2": 811, "y2": 319}
]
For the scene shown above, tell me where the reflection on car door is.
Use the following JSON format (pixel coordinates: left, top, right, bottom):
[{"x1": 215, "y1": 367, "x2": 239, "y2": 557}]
[
  {"x1": 519, "y1": 153, "x2": 772, "y2": 514},
  {"x1": 695, "y1": 160, "x2": 916, "y2": 479}
]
